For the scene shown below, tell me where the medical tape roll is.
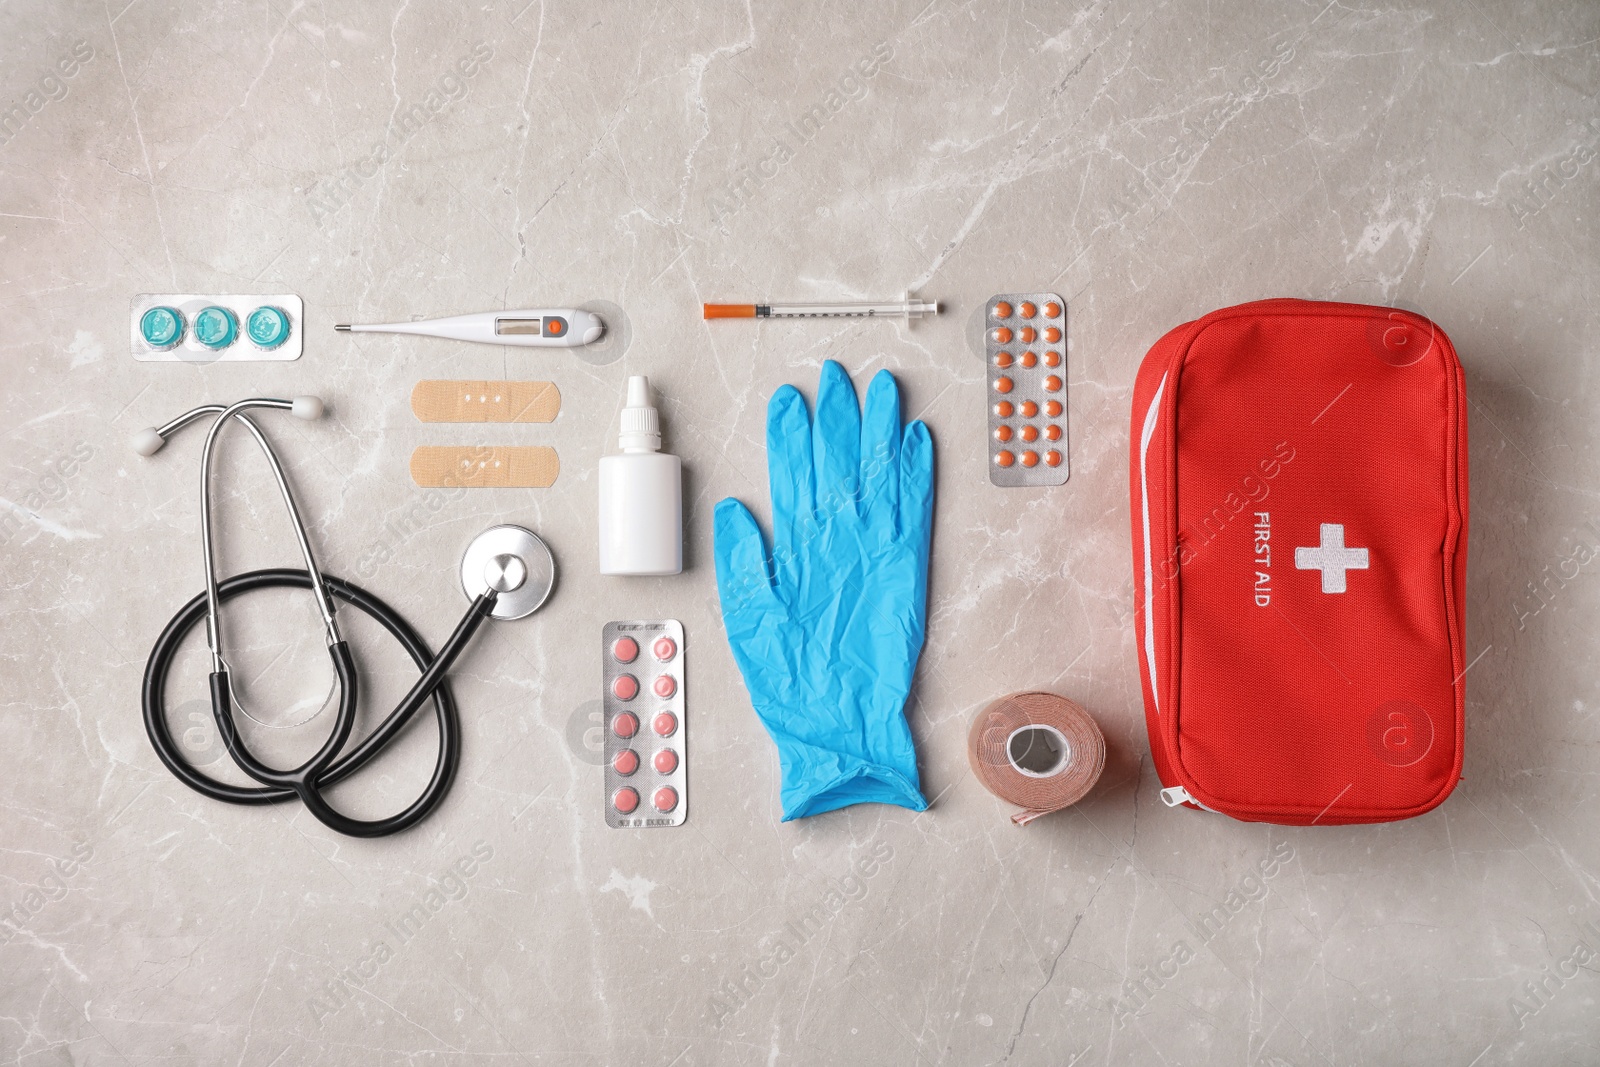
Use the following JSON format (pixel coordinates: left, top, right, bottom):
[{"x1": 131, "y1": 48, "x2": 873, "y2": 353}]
[{"x1": 967, "y1": 691, "x2": 1105, "y2": 826}]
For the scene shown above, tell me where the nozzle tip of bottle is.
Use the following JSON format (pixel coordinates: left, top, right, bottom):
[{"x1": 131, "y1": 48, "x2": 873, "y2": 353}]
[{"x1": 626, "y1": 375, "x2": 651, "y2": 408}]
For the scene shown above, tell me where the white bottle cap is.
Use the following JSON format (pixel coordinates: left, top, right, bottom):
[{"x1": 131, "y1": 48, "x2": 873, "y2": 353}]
[{"x1": 618, "y1": 376, "x2": 661, "y2": 452}]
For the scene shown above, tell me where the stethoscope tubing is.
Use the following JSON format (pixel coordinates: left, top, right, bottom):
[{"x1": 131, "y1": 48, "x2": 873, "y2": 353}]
[{"x1": 142, "y1": 567, "x2": 491, "y2": 837}]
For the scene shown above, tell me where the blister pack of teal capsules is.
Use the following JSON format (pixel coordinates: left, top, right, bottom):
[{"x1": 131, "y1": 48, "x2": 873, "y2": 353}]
[{"x1": 131, "y1": 294, "x2": 303, "y2": 362}]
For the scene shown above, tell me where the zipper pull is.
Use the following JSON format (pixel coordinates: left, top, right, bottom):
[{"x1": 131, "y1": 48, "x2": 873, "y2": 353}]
[{"x1": 1160, "y1": 786, "x2": 1193, "y2": 807}]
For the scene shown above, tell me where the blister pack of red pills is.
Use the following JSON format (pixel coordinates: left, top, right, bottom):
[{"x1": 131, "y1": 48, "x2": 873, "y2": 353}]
[
  {"x1": 987, "y1": 293, "x2": 1068, "y2": 487},
  {"x1": 603, "y1": 620, "x2": 686, "y2": 828}
]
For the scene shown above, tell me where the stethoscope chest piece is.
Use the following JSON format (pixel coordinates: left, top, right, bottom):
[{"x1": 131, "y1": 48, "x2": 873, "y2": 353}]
[{"x1": 462, "y1": 525, "x2": 555, "y2": 620}]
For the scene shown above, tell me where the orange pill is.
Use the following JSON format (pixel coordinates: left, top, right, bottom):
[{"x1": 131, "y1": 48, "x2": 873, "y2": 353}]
[
  {"x1": 1020, "y1": 425, "x2": 1039, "y2": 442},
  {"x1": 994, "y1": 351, "x2": 1013, "y2": 368},
  {"x1": 994, "y1": 425, "x2": 1013, "y2": 442},
  {"x1": 1019, "y1": 301, "x2": 1037, "y2": 318},
  {"x1": 993, "y1": 301, "x2": 1013, "y2": 318},
  {"x1": 1018, "y1": 326, "x2": 1037, "y2": 344},
  {"x1": 1045, "y1": 423, "x2": 1063, "y2": 441},
  {"x1": 1043, "y1": 350, "x2": 1061, "y2": 367},
  {"x1": 995, "y1": 450, "x2": 1015, "y2": 467},
  {"x1": 1019, "y1": 351, "x2": 1037, "y2": 368},
  {"x1": 1019, "y1": 400, "x2": 1038, "y2": 418},
  {"x1": 994, "y1": 376, "x2": 1013, "y2": 394},
  {"x1": 1020, "y1": 450, "x2": 1040, "y2": 467},
  {"x1": 1045, "y1": 399, "x2": 1063, "y2": 416},
  {"x1": 1043, "y1": 375, "x2": 1062, "y2": 392},
  {"x1": 1044, "y1": 326, "x2": 1062, "y2": 343},
  {"x1": 1044, "y1": 450, "x2": 1063, "y2": 467},
  {"x1": 992, "y1": 326, "x2": 1012, "y2": 344},
  {"x1": 994, "y1": 400, "x2": 1014, "y2": 417},
  {"x1": 1044, "y1": 301, "x2": 1062, "y2": 318}
]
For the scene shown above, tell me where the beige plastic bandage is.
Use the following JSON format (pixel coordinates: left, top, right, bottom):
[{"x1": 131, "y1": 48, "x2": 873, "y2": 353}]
[
  {"x1": 411, "y1": 380, "x2": 561, "y2": 423},
  {"x1": 409, "y1": 446, "x2": 560, "y2": 488}
]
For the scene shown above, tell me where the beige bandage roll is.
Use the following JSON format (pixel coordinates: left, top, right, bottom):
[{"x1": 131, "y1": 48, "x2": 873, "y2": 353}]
[
  {"x1": 411, "y1": 380, "x2": 561, "y2": 423},
  {"x1": 409, "y1": 446, "x2": 559, "y2": 488},
  {"x1": 968, "y1": 692, "x2": 1106, "y2": 826}
]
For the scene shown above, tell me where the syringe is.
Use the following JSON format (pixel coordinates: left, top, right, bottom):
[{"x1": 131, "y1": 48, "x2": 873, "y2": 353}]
[{"x1": 703, "y1": 292, "x2": 940, "y2": 322}]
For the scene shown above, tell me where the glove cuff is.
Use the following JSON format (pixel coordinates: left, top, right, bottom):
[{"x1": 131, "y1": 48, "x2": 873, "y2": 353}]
[{"x1": 779, "y1": 754, "x2": 927, "y2": 822}]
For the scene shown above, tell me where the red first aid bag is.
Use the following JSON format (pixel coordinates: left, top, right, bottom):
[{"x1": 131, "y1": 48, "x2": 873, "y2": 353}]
[{"x1": 1129, "y1": 299, "x2": 1468, "y2": 825}]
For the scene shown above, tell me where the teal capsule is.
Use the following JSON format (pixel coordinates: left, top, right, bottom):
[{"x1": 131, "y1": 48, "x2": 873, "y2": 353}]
[
  {"x1": 193, "y1": 306, "x2": 239, "y2": 350},
  {"x1": 140, "y1": 306, "x2": 185, "y2": 350},
  {"x1": 246, "y1": 305, "x2": 291, "y2": 349}
]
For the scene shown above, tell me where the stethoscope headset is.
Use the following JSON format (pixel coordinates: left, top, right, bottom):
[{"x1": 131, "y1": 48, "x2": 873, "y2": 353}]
[{"x1": 136, "y1": 397, "x2": 555, "y2": 838}]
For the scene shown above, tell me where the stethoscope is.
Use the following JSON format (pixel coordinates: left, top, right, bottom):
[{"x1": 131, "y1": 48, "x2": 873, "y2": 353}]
[{"x1": 136, "y1": 397, "x2": 555, "y2": 838}]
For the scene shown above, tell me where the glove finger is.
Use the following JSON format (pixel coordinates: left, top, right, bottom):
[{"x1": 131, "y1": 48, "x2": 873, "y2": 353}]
[
  {"x1": 714, "y1": 498, "x2": 780, "y2": 613},
  {"x1": 767, "y1": 384, "x2": 817, "y2": 555},
  {"x1": 811, "y1": 360, "x2": 861, "y2": 517},
  {"x1": 860, "y1": 368, "x2": 901, "y2": 530},
  {"x1": 898, "y1": 418, "x2": 935, "y2": 543}
]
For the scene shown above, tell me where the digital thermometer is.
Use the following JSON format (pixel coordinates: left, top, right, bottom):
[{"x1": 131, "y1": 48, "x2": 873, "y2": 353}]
[{"x1": 335, "y1": 308, "x2": 605, "y2": 347}]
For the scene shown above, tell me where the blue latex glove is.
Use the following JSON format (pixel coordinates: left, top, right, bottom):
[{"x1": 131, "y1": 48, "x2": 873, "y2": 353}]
[{"x1": 714, "y1": 360, "x2": 934, "y2": 821}]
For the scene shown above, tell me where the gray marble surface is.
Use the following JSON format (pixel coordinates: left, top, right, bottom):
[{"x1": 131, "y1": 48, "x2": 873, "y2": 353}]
[{"x1": 3, "y1": 0, "x2": 1598, "y2": 1063}]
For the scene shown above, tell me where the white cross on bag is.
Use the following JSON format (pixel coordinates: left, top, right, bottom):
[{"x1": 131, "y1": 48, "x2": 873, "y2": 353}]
[{"x1": 1294, "y1": 523, "x2": 1369, "y2": 594}]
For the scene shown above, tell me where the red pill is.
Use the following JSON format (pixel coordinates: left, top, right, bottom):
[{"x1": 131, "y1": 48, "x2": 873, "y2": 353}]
[
  {"x1": 611, "y1": 637, "x2": 638, "y2": 663},
  {"x1": 613, "y1": 787, "x2": 640, "y2": 814},
  {"x1": 993, "y1": 376, "x2": 1013, "y2": 394},
  {"x1": 653, "y1": 674, "x2": 677, "y2": 699},
  {"x1": 611, "y1": 711, "x2": 638, "y2": 738},
  {"x1": 652, "y1": 636, "x2": 677, "y2": 662},
  {"x1": 653, "y1": 711, "x2": 678, "y2": 737},
  {"x1": 612, "y1": 749, "x2": 639, "y2": 776},
  {"x1": 612, "y1": 674, "x2": 639, "y2": 701},
  {"x1": 993, "y1": 400, "x2": 1013, "y2": 418},
  {"x1": 654, "y1": 749, "x2": 679, "y2": 774},
  {"x1": 1020, "y1": 450, "x2": 1040, "y2": 467},
  {"x1": 653, "y1": 786, "x2": 679, "y2": 813}
]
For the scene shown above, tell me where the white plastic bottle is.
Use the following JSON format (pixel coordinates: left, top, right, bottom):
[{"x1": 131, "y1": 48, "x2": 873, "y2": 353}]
[{"x1": 598, "y1": 376, "x2": 683, "y2": 575}]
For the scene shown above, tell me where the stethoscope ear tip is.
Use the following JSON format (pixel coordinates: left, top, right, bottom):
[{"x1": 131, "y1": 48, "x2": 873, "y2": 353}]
[
  {"x1": 291, "y1": 396, "x2": 325, "y2": 420},
  {"x1": 132, "y1": 427, "x2": 165, "y2": 457}
]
